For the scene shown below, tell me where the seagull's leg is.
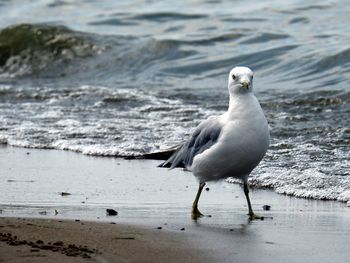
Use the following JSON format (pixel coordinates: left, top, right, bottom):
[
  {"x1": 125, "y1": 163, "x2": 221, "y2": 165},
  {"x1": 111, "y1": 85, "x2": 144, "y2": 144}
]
[
  {"x1": 192, "y1": 182, "x2": 206, "y2": 219},
  {"x1": 243, "y1": 182, "x2": 261, "y2": 220}
]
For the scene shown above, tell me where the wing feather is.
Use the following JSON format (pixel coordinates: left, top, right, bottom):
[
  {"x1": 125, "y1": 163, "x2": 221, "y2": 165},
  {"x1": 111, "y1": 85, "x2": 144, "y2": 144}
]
[{"x1": 160, "y1": 117, "x2": 222, "y2": 169}]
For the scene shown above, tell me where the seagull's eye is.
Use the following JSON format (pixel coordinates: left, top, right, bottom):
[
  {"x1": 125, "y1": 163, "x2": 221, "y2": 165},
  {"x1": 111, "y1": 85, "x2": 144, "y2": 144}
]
[{"x1": 232, "y1": 74, "x2": 236, "y2": 80}]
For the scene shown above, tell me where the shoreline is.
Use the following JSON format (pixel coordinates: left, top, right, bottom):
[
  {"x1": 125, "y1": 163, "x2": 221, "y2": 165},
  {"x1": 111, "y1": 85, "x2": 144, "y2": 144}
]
[{"x1": 1, "y1": 145, "x2": 350, "y2": 262}]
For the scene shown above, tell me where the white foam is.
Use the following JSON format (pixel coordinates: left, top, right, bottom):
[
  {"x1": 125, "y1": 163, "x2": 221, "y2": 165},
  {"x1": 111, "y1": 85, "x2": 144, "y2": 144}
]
[
  {"x1": 226, "y1": 162, "x2": 350, "y2": 203},
  {"x1": 1, "y1": 83, "x2": 348, "y2": 203}
]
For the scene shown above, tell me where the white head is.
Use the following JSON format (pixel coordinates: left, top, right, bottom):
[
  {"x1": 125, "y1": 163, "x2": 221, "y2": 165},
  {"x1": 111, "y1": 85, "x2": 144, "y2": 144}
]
[{"x1": 228, "y1": 66, "x2": 254, "y2": 95}]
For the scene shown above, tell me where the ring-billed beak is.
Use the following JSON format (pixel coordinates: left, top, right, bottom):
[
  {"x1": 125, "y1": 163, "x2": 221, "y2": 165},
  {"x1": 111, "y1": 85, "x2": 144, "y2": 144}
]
[{"x1": 241, "y1": 80, "x2": 250, "y2": 90}]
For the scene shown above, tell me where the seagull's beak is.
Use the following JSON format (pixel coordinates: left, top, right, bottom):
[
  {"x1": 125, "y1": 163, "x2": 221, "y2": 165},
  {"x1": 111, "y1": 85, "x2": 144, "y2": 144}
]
[{"x1": 241, "y1": 80, "x2": 250, "y2": 90}]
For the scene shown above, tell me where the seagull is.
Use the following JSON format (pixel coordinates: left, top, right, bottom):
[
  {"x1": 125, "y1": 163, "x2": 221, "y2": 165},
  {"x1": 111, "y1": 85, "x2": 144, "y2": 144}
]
[{"x1": 160, "y1": 66, "x2": 270, "y2": 220}]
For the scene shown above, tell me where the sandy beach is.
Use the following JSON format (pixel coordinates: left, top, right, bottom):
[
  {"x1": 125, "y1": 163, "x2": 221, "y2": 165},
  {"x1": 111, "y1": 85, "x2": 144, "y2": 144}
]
[
  {"x1": 1, "y1": 145, "x2": 350, "y2": 262},
  {"x1": 1, "y1": 0, "x2": 350, "y2": 261},
  {"x1": 0, "y1": 217, "x2": 213, "y2": 263}
]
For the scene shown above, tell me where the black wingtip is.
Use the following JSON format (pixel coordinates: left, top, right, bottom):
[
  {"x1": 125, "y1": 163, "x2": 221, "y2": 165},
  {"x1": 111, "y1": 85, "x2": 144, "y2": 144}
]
[
  {"x1": 137, "y1": 149, "x2": 176, "y2": 161},
  {"x1": 158, "y1": 161, "x2": 171, "y2": 168}
]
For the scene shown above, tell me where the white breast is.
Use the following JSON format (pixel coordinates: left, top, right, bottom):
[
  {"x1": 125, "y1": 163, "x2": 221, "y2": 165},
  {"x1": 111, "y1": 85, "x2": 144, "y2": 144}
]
[{"x1": 191, "y1": 94, "x2": 270, "y2": 183}]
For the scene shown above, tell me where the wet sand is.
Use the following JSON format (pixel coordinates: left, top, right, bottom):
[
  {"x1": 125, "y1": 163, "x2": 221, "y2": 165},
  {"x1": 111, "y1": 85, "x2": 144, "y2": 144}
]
[
  {"x1": 0, "y1": 217, "x2": 212, "y2": 263},
  {"x1": 1, "y1": 145, "x2": 350, "y2": 262}
]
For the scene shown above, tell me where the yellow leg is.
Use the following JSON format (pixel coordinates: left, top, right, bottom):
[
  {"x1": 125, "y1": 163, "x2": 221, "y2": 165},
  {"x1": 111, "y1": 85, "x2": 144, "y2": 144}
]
[
  {"x1": 192, "y1": 182, "x2": 205, "y2": 220},
  {"x1": 243, "y1": 182, "x2": 261, "y2": 220}
]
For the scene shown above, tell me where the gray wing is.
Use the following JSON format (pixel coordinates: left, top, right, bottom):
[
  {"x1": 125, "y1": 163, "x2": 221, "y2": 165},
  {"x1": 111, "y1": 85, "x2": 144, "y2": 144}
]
[{"x1": 160, "y1": 117, "x2": 222, "y2": 169}]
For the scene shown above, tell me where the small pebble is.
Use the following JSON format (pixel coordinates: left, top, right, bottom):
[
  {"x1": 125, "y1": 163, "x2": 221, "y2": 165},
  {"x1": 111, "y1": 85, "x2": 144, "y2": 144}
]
[
  {"x1": 262, "y1": 205, "x2": 271, "y2": 211},
  {"x1": 180, "y1": 228, "x2": 185, "y2": 231},
  {"x1": 156, "y1": 226, "x2": 162, "y2": 230},
  {"x1": 106, "y1": 209, "x2": 118, "y2": 216}
]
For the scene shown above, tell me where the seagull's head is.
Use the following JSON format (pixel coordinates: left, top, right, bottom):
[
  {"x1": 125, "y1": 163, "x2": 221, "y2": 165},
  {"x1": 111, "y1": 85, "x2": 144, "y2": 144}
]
[{"x1": 228, "y1": 66, "x2": 254, "y2": 95}]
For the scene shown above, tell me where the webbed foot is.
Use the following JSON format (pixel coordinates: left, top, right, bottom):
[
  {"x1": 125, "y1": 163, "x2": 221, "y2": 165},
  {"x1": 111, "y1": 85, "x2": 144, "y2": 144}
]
[
  {"x1": 191, "y1": 207, "x2": 204, "y2": 220},
  {"x1": 248, "y1": 213, "x2": 264, "y2": 221}
]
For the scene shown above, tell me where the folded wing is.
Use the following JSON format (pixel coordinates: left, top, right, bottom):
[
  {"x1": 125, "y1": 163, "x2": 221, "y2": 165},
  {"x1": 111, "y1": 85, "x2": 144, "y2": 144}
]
[{"x1": 160, "y1": 117, "x2": 222, "y2": 169}]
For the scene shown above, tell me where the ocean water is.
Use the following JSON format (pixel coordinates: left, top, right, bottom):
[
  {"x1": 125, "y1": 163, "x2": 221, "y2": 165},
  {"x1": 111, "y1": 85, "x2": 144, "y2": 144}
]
[{"x1": 0, "y1": 0, "x2": 349, "y2": 202}]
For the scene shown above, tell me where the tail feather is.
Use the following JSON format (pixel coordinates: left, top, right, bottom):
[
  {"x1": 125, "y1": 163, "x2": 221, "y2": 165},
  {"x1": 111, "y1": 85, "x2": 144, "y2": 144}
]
[{"x1": 158, "y1": 145, "x2": 185, "y2": 168}]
